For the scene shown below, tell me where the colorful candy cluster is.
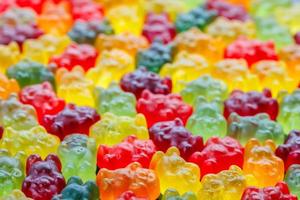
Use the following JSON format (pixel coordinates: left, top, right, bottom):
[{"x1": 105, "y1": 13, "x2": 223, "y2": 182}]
[{"x1": 0, "y1": 0, "x2": 300, "y2": 200}]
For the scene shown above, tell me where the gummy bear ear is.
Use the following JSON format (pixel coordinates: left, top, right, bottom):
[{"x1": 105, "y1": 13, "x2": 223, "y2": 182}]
[
  {"x1": 265, "y1": 140, "x2": 276, "y2": 152},
  {"x1": 275, "y1": 181, "x2": 290, "y2": 194},
  {"x1": 244, "y1": 138, "x2": 260, "y2": 156},
  {"x1": 67, "y1": 176, "x2": 83, "y2": 185},
  {"x1": 26, "y1": 154, "x2": 42, "y2": 175},
  {"x1": 45, "y1": 154, "x2": 62, "y2": 172}
]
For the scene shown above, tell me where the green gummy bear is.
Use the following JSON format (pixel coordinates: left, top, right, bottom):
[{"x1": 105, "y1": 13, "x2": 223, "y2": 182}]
[
  {"x1": 250, "y1": 0, "x2": 292, "y2": 17},
  {"x1": 284, "y1": 164, "x2": 300, "y2": 198},
  {"x1": 162, "y1": 188, "x2": 198, "y2": 200},
  {"x1": 57, "y1": 134, "x2": 97, "y2": 182},
  {"x1": 52, "y1": 176, "x2": 99, "y2": 200},
  {"x1": 6, "y1": 59, "x2": 55, "y2": 88},
  {"x1": 227, "y1": 112, "x2": 285, "y2": 145},
  {"x1": 186, "y1": 96, "x2": 226, "y2": 142},
  {"x1": 94, "y1": 83, "x2": 136, "y2": 117},
  {"x1": 180, "y1": 75, "x2": 228, "y2": 106}
]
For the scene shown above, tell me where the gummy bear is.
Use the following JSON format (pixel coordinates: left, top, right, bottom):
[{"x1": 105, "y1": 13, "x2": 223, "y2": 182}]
[
  {"x1": 0, "y1": 189, "x2": 32, "y2": 200},
  {"x1": 224, "y1": 89, "x2": 279, "y2": 120},
  {"x1": 189, "y1": 136, "x2": 243, "y2": 177},
  {"x1": 162, "y1": 188, "x2": 198, "y2": 200},
  {"x1": 86, "y1": 49, "x2": 135, "y2": 88},
  {"x1": 22, "y1": 154, "x2": 66, "y2": 200},
  {"x1": 136, "y1": 40, "x2": 173, "y2": 73},
  {"x1": 97, "y1": 162, "x2": 160, "y2": 200},
  {"x1": 50, "y1": 44, "x2": 98, "y2": 72},
  {"x1": 42, "y1": 104, "x2": 100, "y2": 140},
  {"x1": 279, "y1": 45, "x2": 300, "y2": 79},
  {"x1": 149, "y1": 118, "x2": 203, "y2": 160},
  {"x1": 0, "y1": 42, "x2": 20, "y2": 74},
  {"x1": 186, "y1": 97, "x2": 227, "y2": 142},
  {"x1": 55, "y1": 66, "x2": 95, "y2": 107},
  {"x1": 0, "y1": 94, "x2": 38, "y2": 130},
  {"x1": 180, "y1": 75, "x2": 228, "y2": 106},
  {"x1": 0, "y1": 126, "x2": 60, "y2": 161},
  {"x1": 224, "y1": 38, "x2": 278, "y2": 66},
  {"x1": 275, "y1": 5, "x2": 300, "y2": 34},
  {"x1": 52, "y1": 176, "x2": 99, "y2": 200},
  {"x1": 284, "y1": 164, "x2": 300, "y2": 198},
  {"x1": 243, "y1": 139, "x2": 284, "y2": 187},
  {"x1": 175, "y1": 6, "x2": 216, "y2": 33},
  {"x1": 241, "y1": 181, "x2": 297, "y2": 200},
  {"x1": 0, "y1": 149, "x2": 24, "y2": 197},
  {"x1": 6, "y1": 59, "x2": 55, "y2": 89},
  {"x1": 19, "y1": 82, "x2": 65, "y2": 123},
  {"x1": 0, "y1": 74, "x2": 19, "y2": 100},
  {"x1": 137, "y1": 90, "x2": 193, "y2": 127},
  {"x1": 0, "y1": 7, "x2": 37, "y2": 26},
  {"x1": 276, "y1": 130, "x2": 300, "y2": 170},
  {"x1": 90, "y1": 112, "x2": 149, "y2": 146},
  {"x1": 68, "y1": 20, "x2": 113, "y2": 45},
  {"x1": 70, "y1": 0, "x2": 104, "y2": 22},
  {"x1": 97, "y1": 135, "x2": 156, "y2": 169},
  {"x1": 227, "y1": 113, "x2": 285, "y2": 146},
  {"x1": 295, "y1": 32, "x2": 300, "y2": 45},
  {"x1": 120, "y1": 67, "x2": 172, "y2": 99},
  {"x1": 94, "y1": 83, "x2": 136, "y2": 117},
  {"x1": 142, "y1": 12, "x2": 176, "y2": 44},
  {"x1": 150, "y1": 147, "x2": 201, "y2": 194}
]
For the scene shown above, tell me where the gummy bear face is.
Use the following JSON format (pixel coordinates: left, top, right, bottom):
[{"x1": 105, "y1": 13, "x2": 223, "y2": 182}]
[{"x1": 285, "y1": 165, "x2": 300, "y2": 190}]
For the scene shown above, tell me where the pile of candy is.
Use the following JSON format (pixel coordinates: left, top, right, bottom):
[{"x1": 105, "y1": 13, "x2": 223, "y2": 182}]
[{"x1": 0, "y1": 0, "x2": 300, "y2": 199}]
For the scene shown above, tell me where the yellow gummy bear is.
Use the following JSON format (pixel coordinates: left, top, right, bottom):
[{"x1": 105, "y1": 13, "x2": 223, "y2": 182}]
[
  {"x1": 90, "y1": 112, "x2": 149, "y2": 147},
  {"x1": 0, "y1": 74, "x2": 19, "y2": 100},
  {"x1": 0, "y1": 42, "x2": 20, "y2": 74},
  {"x1": 279, "y1": 44, "x2": 300, "y2": 80},
  {"x1": 0, "y1": 189, "x2": 32, "y2": 200},
  {"x1": 275, "y1": 5, "x2": 300, "y2": 34},
  {"x1": 149, "y1": 147, "x2": 201, "y2": 195},
  {"x1": 56, "y1": 66, "x2": 95, "y2": 107}
]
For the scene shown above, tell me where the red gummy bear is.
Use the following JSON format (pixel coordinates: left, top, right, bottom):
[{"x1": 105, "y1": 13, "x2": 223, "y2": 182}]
[
  {"x1": 205, "y1": 0, "x2": 249, "y2": 21},
  {"x1": 97, "y1": 135, "x2": 156, "y2": 170},
  {"x1": 15, "y1": 0, "x2": 45, "y2": 13},
  {"x1": 136, "y1": 90, "x2": 193, "y2": 128},
  {"x1": 22, "y1": 154, "x2": 66, "y2": 200},
  {"x1": 224, "y1": 38, "x2": 278, "y2": 66},
  {"x1": 276, "y1": 130, "x2": 300, "y2": 170},
  {"x1": 295, "y1": 32, "x2": 300, "y2": 45},
  {"x1": 189, "y1": 136, "x2": 244, "y2": 177},
  {"x1": 224, "y1": 89, "x2": 279, "y2": 120},
  {"x1": 20, "y1": 82, "x2": 65, "y2": 123},
  {"x1": 49, "y1": 44, "x2": 98, "y2": 72},
  {"x1": 42, "y1": 104, "x2": 100, "y2": 140},
  {"x1": 149, "y1": 118, "x2": 204, "y2": 160},
  {"x1": 70, "y1": 0, "x2": 104, "y2": 22},
  {"x1": 117, "y1": 191, "x2": 147, "y2": 200},
  {"x1": 241, "y1": 181, "x2": 298, "y2": 200},
  {"x1": 142, "y1": 12, "x2": 176, "y2": 44},
  {"x1": 120, "y1": 67, "x2": 172, "y2": 99}
]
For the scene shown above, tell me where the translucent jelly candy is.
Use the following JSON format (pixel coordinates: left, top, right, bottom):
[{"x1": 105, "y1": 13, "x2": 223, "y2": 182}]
[
  {"x1": 19, "y1": 82, "x2": 65, "y2": 123},
  {"x1": 137, "y1": 90, "x2": 193, "y2": 127},
  {"x1": 0, "y1": 7, "x2": 37, "y2": 26},
  {"x1": 56, "y1": 66, "x2": 95, "y2": 107},
  {"x1": 0, "y1": 189, "x2": 32, "y2": 200},
  {"x1": 279, "y1": 45, "x2": 300, "y2": 79},
  {"x1": 189, "y1": 137, "x2": 243, "y2": 177},
  {"x1": 276, "y1": 130, "x2": 300, "y2": 170},
  {"x1": 180, "y1": 75, "x2": 228, "y2": 106},
  {"x1": 0, "y1": 74, "x2": 19, "y2": 100},
  {"x1": 186, "y1": 97, "x2": 227, "y2": 142},
  {"x1": 90, "y1": 112, "x2": 148, "y2": 146},
  {"x1": 42, "y1": 104, "x2": 100, "y2": 140},
  {"x1": 22, "y1": 154, "x2": 66, "y2": 200},
  {"x1": 295, "y1": 32, "x2": 300, "y2": 44},
  {"x1": 250, "y1": 0, "x2": 291, "y2": 18},
  {"x1": 117, "y1": 191, "x2": 148, "y2": 200},
  {"x1": 94, "y1": 83, "x2": 136, "y2": 117},
  {"x1": 15, "y1": 0, "x2": 45, "y2": 14},
  {"x1": 136, "y1": 40, "x2": 173, "y2": 73},
  {"x1": 95, "y1": 32, "x2": 148, "y2": 56},
  {"x1": 0, "y1": 149, "x2": 24, "y2": 197},
  {"x1": 68, "y1": 20, "x2": 114, "y2": 45},
  {"x1": 0, "y1": 94, "x2": 38, "y2": 130},
  {"x1": 0, "y1": 126, "x2": 60, "y2": 161},
  {"x1": 97, "y1": 162, "x2": 160, "y2": 200},
  {"x1": 6, "y1": 59, "x2": 55, "y2": 89},
  {"x1": 211, "y1": 59, "x2": 259, "y2": 92},
  {"x1": 86, "y1": 49, "x2": 134, "y2": 88},
  {"x1": 142, "y1": 13, "x2": 176, "y2": 44},
  {"x1": 0, "y1": 42, "x2": 20, "y2": 74},
  {"x1": 175, "y1": 6, "x2": 216, "y2": 33},
  {"x1": 224, "y1": 38, "x2": 278, "y2": 67},
  {"x1": 120, "y1": 67, "x2": 172, "y2": 99},
  {"x1": 150, "y1": 147, "x2": 201, "y2": 194},
  {"x1": 227, "y1": 113, "x2": 285, "y2": 146},
  {"x1": 162, "y1": 189, "x2": 198, "y2": 200},
  {"x1": 275, "y1": 5, "x2": 300, "y2": 34},
  {"x1": 97, "y1": 135, "x2": 156, "y2": 169},
  {"x1": 277, "y1": 89, "x2": 300, "y2": 133},
  {"x1": 198, "y1": 166, "x2": 256, "y2": 200},
  {"x1": 149, "y1": 118, "x2": 203, "y2": 160},
  {"x1": 224, "y1": 89, "x2": 279, "y2": 120},
  {"x1": 70, "y1": 0, "x2": 104, "y2": 22},
  {"x1": 52, "y1": 176, "x2": 99, "y2": 200},
  {"x1": 160, "y1": 51, "x2": 209, "y2": 93},
  {"x1": 284, "y1": 164, "x2": 300, "y2": 198},
  {"x1": 243, "y1": 139, "x2": 284, "y2": 187},
  {"x1": 50, "y1": 44, "x2": 98, "y2": 72},
  {"x1": 241, "y1": 182, "x2": 297, "y2": 200}
]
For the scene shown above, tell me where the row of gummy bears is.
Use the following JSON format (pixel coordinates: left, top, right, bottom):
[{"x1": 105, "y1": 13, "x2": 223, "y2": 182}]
[{"x1": 0, "y1": 0, "x2": 300, "y2": 199}]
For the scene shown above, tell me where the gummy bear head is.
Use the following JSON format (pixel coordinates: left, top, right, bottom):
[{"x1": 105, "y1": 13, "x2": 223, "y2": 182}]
[{"x1": 26, "y1": 154, "x2": 62, "y2": 175}]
